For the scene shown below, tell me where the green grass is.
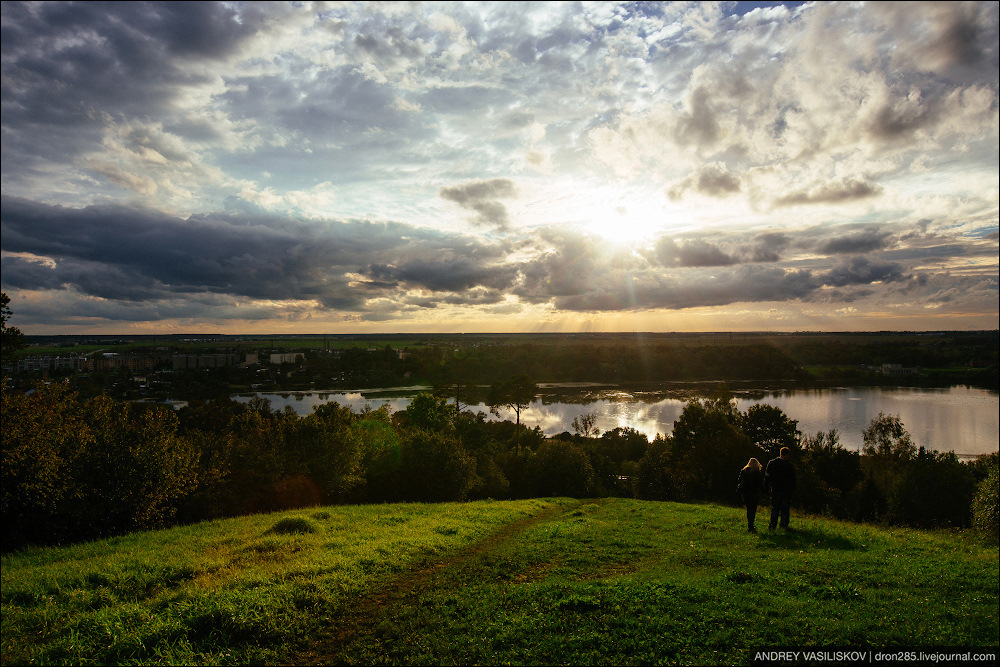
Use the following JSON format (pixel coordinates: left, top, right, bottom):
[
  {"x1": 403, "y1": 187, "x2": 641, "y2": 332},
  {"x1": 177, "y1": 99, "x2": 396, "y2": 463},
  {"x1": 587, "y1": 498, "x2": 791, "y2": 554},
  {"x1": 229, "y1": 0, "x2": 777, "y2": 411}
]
[{"x1": 2, "y1": 499, "x2": 996, "y2": 665}]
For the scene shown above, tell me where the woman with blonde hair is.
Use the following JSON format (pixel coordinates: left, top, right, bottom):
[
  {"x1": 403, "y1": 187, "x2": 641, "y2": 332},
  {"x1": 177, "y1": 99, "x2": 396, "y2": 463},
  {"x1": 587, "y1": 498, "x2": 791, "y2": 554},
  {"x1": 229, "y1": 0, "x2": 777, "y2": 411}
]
[{"x1": 737, "y1": 458, "x2": 764, "y2": 532}]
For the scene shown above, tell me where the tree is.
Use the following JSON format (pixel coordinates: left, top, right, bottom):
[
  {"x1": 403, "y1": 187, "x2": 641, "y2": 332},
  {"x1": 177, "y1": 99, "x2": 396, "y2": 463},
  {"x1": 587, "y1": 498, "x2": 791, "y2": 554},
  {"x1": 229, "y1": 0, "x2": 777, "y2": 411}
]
[
  {"x1": 487, "y1": 375, "x2": 537, "y2": 452},
  {"x1": 1, "y1": 292, "x2": 27, "y2": 366},
  {"x1": 860, "y1": 413, "x2": 917, "y2": 522},
  {"x1": 741, "y1": 403, "x2": 800, "y2": 459},
  {"x1": 398, "y1": 428, "x2": 476, "y2": 502},
  {"x1": 432, "y1": 354, "x2": 479, "y2": 419},
  {"x1": 667, "y1": 399, "x2": 758, "y2": 501},
  {"x1": 572, "y1": 412, "x2": 600, "y2": 438},
  {"x1": 532, "y1": 440, "x2": 598, "y2": 497},
  {"x1": 890, "y1": 449, "x2": 975, "y2": 527},
  {"x1": 798, "y1": 430, "x2": 862, "y2": 518},
  {"x1": 635, "y1": 435, "x2": 674, "y2": 500},
  {"x1": 405, "y1": 392, "x2": 453, "y2": 433}
]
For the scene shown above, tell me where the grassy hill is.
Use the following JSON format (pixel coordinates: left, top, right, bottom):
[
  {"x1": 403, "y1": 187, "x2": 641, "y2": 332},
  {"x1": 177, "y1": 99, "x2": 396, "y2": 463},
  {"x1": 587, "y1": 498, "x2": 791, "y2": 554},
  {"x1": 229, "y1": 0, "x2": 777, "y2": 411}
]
[{"x1": 2, "y1": 498, "x2": 997, "y2": 665}]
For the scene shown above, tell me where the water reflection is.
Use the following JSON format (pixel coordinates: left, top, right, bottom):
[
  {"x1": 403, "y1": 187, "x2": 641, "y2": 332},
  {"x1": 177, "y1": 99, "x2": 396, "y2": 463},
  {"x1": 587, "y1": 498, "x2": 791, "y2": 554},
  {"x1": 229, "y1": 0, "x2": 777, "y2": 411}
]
[{"x1": 233, "y1": 385, "x2": 999, "y2": 457}]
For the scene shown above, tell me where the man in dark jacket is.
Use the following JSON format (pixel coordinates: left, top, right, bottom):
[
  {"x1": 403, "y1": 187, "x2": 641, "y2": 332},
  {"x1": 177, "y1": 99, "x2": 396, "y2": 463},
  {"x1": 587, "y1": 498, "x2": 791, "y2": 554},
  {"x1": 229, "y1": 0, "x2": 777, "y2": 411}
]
[{"x1": 765, "y1": 447, "x2": 796, "y2": 530}]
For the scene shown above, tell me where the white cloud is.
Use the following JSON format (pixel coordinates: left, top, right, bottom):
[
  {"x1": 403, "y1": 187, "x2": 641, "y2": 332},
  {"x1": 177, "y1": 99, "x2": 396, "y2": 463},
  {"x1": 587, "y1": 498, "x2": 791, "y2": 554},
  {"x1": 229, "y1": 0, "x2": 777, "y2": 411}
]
[{"x1": 1, "y1": 1, "x2": 996, "y2": 332}]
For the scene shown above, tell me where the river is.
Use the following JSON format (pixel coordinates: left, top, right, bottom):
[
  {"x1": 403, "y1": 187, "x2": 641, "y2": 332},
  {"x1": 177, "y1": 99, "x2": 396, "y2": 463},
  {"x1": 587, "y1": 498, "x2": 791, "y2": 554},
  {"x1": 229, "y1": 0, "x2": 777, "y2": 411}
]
[{"x1": 233, "y1": 385, "x2": 999, "y2": 459}]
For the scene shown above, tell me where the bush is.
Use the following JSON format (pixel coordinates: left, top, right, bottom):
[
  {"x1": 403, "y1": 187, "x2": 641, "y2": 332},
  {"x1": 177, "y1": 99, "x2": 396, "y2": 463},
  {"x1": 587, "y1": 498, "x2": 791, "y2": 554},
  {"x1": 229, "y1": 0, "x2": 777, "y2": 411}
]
[
  {"x1": 532, "y1": 440, "x2": 598, "y2": 498},
  {"x1": 398, "y1": 429, "x2": 476, "y2": 502},
  {"x1": 267, "y1": 516, "x2": 319, "y2": 534},
  {"x1": 635, "y1": 436, "x2": 674, "y2": 500},
  {"x1": 971, "y1": 458, "x2": 999, "y2": 539},
  {"x1": 890, "y1": 450, "x2": 975, "y2": 527}
]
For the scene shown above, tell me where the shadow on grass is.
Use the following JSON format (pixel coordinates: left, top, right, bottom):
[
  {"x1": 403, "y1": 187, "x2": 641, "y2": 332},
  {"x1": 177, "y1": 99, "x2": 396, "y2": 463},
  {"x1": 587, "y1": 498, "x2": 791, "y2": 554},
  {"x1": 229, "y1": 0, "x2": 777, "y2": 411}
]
[{"x1": 756, "y1": 526, "x2": 860, "y2": 551}]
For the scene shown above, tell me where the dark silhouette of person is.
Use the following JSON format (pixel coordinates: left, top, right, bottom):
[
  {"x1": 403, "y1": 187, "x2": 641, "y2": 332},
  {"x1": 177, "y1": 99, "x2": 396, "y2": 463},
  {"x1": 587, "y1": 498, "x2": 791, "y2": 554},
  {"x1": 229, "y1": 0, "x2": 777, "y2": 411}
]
[
  {"x1": 737, "y1": 458, "x2": 764, "y2": 532},
  {"x1": 765, "y1": 446, "x2": 796, "y2": 530}
]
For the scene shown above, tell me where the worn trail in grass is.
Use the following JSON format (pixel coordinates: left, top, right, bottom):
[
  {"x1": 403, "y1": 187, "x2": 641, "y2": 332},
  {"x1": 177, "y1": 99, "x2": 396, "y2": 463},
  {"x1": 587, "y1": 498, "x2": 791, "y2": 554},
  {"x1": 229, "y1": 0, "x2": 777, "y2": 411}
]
[
  {"x1": 289, "y1": 499, "x2": 999, "y2": 666},
  {"x1": 292, "y1": 497, "x2": 591, "y2": 665}
]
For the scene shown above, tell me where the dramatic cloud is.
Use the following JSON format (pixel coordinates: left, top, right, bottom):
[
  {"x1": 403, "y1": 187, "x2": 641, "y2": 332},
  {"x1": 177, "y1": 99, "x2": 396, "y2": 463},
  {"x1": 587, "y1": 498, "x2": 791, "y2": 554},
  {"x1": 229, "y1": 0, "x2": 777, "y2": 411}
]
[
  {"x1": 774, "y1": 178, "x2": 884, "y2": 208},
  {"x1": 439, "y1": 178, "x2": 518, "y2": 229},
  {"x1": 1, "y1": 1, "x2": 996, "y2": 332}
]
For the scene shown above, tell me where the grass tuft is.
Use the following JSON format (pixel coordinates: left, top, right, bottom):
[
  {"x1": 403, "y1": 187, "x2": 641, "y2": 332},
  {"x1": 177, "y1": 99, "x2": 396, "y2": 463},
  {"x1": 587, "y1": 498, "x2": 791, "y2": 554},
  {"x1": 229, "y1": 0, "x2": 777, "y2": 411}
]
[{"x1": 266, "y1": 517, "x2": 319, "y2": 535}]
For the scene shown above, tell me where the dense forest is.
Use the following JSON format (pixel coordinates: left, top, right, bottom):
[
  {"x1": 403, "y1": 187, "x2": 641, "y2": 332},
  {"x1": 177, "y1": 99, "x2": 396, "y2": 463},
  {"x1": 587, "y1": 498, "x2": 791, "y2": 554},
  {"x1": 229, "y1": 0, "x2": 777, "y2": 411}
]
[{"x1": 3, "y1": 380, "x2": 997, "y2": 551}]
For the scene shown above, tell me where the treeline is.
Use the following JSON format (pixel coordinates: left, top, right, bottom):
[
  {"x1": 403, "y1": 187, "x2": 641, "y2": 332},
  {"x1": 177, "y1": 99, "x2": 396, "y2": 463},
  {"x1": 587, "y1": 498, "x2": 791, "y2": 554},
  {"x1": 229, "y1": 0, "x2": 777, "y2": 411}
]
[
  {"x1": 254, "y1": 335, "x2": 1000, "y2": 390},
  {"x1": 2, "y1": 382, "x2": 997, "y2": 550}
]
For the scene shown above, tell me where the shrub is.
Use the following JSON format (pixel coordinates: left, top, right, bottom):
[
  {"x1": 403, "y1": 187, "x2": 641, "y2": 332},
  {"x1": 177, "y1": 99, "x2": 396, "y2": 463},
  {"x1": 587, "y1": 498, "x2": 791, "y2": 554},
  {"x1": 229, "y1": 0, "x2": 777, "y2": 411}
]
[
  {"x1": 635, "y1": 436, "x2": 674, "y2": 500},
  {"x1": 398, "y1": 428, "x2": 476, "y2": 502},
  {"x1": 971, "y1": 458, "x2": 999, "y2": 539},
  {"x1": 890, "y1": 450, "x2": 975, "y2": 527},
  {"x1": 267, "y1": 516, "x2": 319, "y2": 535},
  {"x1": 532, "y1": 440, "x2": 598, "y2": 498}
]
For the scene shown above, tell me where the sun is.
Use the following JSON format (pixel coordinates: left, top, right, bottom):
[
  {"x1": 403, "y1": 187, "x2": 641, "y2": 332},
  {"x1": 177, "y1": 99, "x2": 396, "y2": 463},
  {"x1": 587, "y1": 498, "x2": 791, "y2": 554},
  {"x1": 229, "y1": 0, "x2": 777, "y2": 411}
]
[
  {"x1": 516, "y1": 179, "x2": 694, "y2": 246},
  {"x1": 576, "y1": 186, "x2": 680, "y2": 245}
]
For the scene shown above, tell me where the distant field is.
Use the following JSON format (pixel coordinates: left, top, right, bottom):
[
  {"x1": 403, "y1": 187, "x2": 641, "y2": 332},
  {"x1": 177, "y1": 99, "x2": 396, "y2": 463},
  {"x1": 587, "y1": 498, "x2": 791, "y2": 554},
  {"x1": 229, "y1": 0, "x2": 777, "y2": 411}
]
[
  {"x1": 19, "y1": 338, "x2": 433, "y2": 357},
  {"x1": 23, "y1": 331, "x2": 986, "y2": 354},
  {"x1": 2, "y1": 499, "x2": 996, "y2": 665}
]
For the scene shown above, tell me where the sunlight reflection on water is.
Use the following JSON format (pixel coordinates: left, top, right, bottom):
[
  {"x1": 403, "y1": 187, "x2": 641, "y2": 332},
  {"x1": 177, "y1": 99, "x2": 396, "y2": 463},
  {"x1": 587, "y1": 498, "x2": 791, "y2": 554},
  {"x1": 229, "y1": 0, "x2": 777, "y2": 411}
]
[{"x1": 233, "y1": 385, "x2": 999, "y2": 457}]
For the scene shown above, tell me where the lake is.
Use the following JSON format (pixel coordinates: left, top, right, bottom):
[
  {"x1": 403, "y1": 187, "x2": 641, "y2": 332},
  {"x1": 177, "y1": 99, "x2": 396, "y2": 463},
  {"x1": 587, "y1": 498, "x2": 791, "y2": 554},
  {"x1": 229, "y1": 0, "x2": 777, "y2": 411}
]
[{"x1": 233, "y1": 385, "x2": 999, "y2": 459}]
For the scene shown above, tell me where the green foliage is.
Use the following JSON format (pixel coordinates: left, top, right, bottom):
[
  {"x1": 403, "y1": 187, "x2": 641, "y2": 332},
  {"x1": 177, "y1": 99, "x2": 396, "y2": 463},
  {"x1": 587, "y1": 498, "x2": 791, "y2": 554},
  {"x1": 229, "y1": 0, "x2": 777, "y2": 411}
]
[
  {"x1": 398, "y1": 429, "x2": 476, "y2": 502},
  {"x1": 972, "y1": 455, "x2": 999, "y2": 539},
  {"x1": 72, "y1": 396, "x2": 200, "y2": 536},
  {"x1": 798, "y1": 430, "x2": 862, "y2": 517},
  {"x1": 571, "y1": 412, "x2": 599, "y2": 438},
  {"x1": 531, "y1": 440, "x2": 598, "y2": 498},
  {"x1": 3, "y1": 371, "x2": 992, "y2": 550},
  {"x1": 486, "y1": 375, "x2": 538, "y2": 450},
  {"x1": 890, "y1": 449, "x2": 976, "y2": 527},
  {"x1": 635, "y1": 435, "x2": 674, "y2": 500},
  {"x1": 741, "y1": 403, "x2": 801, "y2": 459},
  {"x1": 2, "y1": 382, "x2": 90, "y2": 547},
  {"x1": 2, "y1": 383, "x2": 198, "y2": 547},
  {"x1": 667, "y1": 399, "x2": 760, "y2": 501},
  {"x1": 1, "y1": 292, "x2": 27, "y2": 364},
  {"x1": 266, "y1": 516, "x2": 319, "y2": 534},
  {"x1": 404, "y1": 392, "x2": 453, "y2": 433},
  {"x1": 349, "y1": 414, "x2": 401, "y2": 501}
]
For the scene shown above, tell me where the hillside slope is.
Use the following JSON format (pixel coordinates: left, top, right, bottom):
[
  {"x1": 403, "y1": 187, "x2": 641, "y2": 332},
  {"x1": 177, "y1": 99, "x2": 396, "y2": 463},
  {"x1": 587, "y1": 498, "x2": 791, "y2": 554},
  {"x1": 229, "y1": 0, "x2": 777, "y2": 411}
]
[{"x1": 2, "y1": 499, "x2": 997, "y2": 665}]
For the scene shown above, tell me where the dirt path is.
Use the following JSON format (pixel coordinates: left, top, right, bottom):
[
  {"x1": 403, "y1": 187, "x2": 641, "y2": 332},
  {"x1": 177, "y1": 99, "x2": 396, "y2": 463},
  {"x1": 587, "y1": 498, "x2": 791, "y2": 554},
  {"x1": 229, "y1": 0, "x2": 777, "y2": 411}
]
[{"x1": 288, "y1": 499, "x2": 591, "y2": 665}]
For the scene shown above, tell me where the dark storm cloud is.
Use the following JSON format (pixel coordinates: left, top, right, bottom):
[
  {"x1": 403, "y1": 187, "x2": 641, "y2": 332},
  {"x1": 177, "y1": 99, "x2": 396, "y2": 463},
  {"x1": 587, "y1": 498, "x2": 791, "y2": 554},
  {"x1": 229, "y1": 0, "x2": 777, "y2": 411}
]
[
  {"x1": 439, "y1": 178, "x2": 518, "y2": 228},
  {"x1": 549, "y1": 265, "x2": 820, "y2": 312},
  {"x1": 0, "y1": 196, "x2": 512, "y2": 312},
  {"x1": 0, "y1": 2, "x2": 279, "y2": 175},
  {"x1": 812, "y1": 227, "x2": 893, "y2": 255},
  {"x1": 742, "y1": 232, "x2": 790, "y2": 263},
  {"x1": 654, "y1": 238, "x2": 737, "y2": 267},
  {"x1": 819, "y1": 257, "x2": 906, "y2": 287},
  {"x1": 506, "y1": 226, "x2": 933, "y2": 313},
  {"x1": 362, "y1": 259, "x2": 519, "y2": 293},
  {"x1": 774, "y1": 178, "x2": 883, "y2": 207}
]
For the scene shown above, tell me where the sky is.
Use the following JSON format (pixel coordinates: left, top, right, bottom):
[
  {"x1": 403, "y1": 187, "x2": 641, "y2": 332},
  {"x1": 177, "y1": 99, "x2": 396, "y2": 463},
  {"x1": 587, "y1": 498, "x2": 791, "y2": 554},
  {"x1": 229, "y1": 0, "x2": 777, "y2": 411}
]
[{"x1": 1, "y1": 1, "x2": 998, "y2": 335}]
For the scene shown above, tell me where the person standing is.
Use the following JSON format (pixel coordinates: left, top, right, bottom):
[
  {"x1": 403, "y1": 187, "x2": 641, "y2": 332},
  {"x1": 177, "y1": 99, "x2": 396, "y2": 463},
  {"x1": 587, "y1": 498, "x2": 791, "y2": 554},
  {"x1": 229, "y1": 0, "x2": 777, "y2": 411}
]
[
  {"x1": 765, "y1": 447, "x2": 796, "y2": 530},
  {"x1": 737, "y1": 458, "x2": 764, "y2": 532}
]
